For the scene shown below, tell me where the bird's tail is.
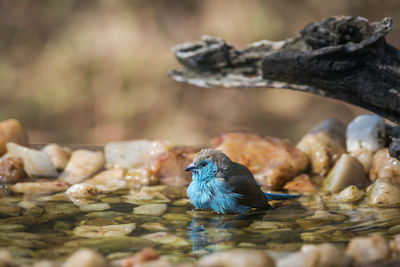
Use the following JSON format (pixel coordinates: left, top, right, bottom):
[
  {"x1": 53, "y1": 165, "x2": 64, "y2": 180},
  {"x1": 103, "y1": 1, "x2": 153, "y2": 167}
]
[{"x1": 265, "y1": 192, "x2": 301, "y2": 201}]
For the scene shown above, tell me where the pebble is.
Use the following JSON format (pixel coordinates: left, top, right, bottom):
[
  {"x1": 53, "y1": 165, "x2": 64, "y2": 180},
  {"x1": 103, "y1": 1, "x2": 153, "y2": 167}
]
[
  {"x1": 198, "y1": 249, "x2": 275, "y2": 267},
  {"x1": 368, "y1": 177, "x2": 400, "y2": 207},
  {"x1": 140, "y1": 222, "x2": 168, "y2": 231},
  {"x1": 104, "y1": 140, "x2": 171, "y2": 169},
  {"x1": 133, "y1": 204, "x2": 168, "y2": 216},
  {"x1": 73, "y1": 223, "x2": 136, "y2": 238},
  {"x1": 297, "y1": 118, "x2": 346, "y2": 176},
  {"x1": 6, "y1": 142, "x2": 58, "y2": 177},
  {"x1": 334, "y1": 185, "x2": 365, "y2": 203},
  {"x1": 278, "y1": 243, "x2": 352, "y2": 267},
  {"x1": 322, "y1": 153, "x2": 368, "y2": 193},
  {"x1": 346, "y1": 235, "x2": 389, "y2": 266},
  {"x1": 346, "y1": 114, "x2": 386, "y2": 172},
  {"x1": 62, "y1": 248, "x2": 108, "y2": 267},
  {"x1": 42, "y1": 143, "x2": 71, "y2": 171},
  {"x1": 142, "y1": 232, "x2": 190, "y2": 247},
  {"x1": 59, "y1": 150, "x2": 105, "y2": 184},
  {"x1": 79, "y1": 203, "x2": 111, "y2": 212},
  {"x1": 370, "y1": 148, "x2": 400, "y2": 183}
]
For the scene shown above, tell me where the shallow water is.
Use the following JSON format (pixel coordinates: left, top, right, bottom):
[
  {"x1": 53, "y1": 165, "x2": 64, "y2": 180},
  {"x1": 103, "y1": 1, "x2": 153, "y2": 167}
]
[{"x1": 0, "y1": 187, "x2": 399, "y2": 265}]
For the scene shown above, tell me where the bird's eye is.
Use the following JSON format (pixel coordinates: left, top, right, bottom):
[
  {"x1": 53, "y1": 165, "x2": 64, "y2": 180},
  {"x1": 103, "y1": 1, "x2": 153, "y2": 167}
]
[{"x1": 201, "y1": 161, "x2": 208, "y2": 167}]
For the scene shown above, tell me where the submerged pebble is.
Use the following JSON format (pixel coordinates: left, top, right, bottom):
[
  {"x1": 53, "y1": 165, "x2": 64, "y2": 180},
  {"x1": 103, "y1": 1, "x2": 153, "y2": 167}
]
[
  {"x1": 41, "y1": 203, "x2": 81, "y2": 221},
  {"x1": 162, "y1": 213, "x2": 192, "y2": 222},
  {"x1": 0, "y1": 203, "x2": 20, "y2": 217},
  {"x1": 79, "y1": 203, "x2": 111, "y2": 212},
  {"x1": 249, "y1": 221, "x2": 295, "y2": 230},
  {"x1": 133, "y1": 204, "x2": 168, "y2": 216},
  {"x1": 142, "y1": 232, "x2": 191, "y2": 247},
  {"x1": 172, "y1": 198, "x2": 192, "y2": 207},
  {"x1": 140, "y1": 222, "x2": 168, "y2": 231},
  {"x1": 65, "y1": 236, "x2": 155, "y2": 254},
  {"x1": 297, "y1": 210, "x2": 347, "y2": 228},
  {"x1": 0, "y1": 224, "x2": 26, "y2": 232},
  {"x1": 73, "y1": 223, "x2": 136, "y2": 238}
]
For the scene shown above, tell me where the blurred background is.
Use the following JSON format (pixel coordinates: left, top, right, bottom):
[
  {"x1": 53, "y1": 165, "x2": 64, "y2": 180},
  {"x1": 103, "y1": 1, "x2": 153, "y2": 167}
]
[{"x1": 0, "y1": 0, "x2": 399, "y2": 146}]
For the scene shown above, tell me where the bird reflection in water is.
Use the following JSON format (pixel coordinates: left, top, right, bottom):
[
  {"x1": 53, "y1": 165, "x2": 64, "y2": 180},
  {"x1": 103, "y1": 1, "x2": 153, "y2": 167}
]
[
  {"x1": 187, "y1": 201, "x2": 308, "y2": 256},
  {"x1": 187, "y1": 209, "x2": 267, "y2": 256}
]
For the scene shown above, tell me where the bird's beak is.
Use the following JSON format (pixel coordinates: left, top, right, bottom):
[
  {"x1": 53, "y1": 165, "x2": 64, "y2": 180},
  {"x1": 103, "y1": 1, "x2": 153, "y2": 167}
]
[{"x1": 185, "y1": 162, "x2": 198, "y2": 172}]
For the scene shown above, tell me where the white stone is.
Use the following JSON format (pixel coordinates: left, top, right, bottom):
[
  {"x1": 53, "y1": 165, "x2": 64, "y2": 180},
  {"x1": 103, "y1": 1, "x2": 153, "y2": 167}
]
[
  {"x1": 59, "y1": 150, "x2": 105, "y2": 184},
  {"x1": 104, "y1": 140, "x2": 171, "y2": 169},
  {"x1": 42, "y1": 143, "x2": 71, "y2": 170},
  {"x1": 85, "y1": 168, "x2": 126, "y2": 190},
  {"x1": 6, "y1": 142, "x2": 58, "y2": 177},
  {"x1": 346, "y1": 114, "x2": 386, "y2": 172}
]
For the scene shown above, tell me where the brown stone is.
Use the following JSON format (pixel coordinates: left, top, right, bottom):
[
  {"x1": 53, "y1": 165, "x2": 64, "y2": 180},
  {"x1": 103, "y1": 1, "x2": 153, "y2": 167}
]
[
  {"x1": 284, "y1": 174, "x2": 315, "y2": 193},
  {"x1": 0, "y1": 157, "x2": 28, "y2": 183},
  {"x1": 151, "y1": 147, "x2": 199, "y2": 186},
  {"x1": 212, "y1": 132, "x2": 309, "y2": 189},
  {"x1": 0, "y1": 119, "x2": 29, "y2": 156},
  {"x1": 296, "y1": 119, "x2": 346, "y2": 176},
  {"x1": 370, "y1": 148, "x2": 400, "y2": 183}
]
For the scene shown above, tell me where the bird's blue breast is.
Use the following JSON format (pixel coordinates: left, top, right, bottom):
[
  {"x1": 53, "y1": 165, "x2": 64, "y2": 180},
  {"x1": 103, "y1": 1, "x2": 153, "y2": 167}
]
[{"x1": 187, "y1": 178, "x2": 250, "y2": 214}]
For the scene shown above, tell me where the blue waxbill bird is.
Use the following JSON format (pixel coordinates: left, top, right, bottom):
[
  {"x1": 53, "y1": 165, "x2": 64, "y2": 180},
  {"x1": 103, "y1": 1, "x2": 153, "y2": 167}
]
[{"x1": 185, "y1": 149, "x2": 300, "y2": 214}]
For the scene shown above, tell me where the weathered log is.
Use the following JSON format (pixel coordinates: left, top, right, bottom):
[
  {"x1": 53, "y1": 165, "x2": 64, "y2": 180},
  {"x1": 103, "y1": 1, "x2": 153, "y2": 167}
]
[
  {"x1": 262, "y1": 16, "x2": 400, "y2": 124},
  {"x1": 170, "y1": 16, "x2": 399, "y2": 122},
  {"x1": 169, "y1": 16, "x2": 400, "y2": 158}
]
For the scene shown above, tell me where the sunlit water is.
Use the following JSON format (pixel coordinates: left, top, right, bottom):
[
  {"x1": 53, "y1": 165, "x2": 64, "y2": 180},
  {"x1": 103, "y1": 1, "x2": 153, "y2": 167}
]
[{"x1": 0, "y1": 188, "x2": 399, "y2": 265}]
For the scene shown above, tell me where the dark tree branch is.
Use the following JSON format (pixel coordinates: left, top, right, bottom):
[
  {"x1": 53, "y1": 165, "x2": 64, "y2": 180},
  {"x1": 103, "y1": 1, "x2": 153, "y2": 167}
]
[
  {"x1": 169, "y1": 16, "x2": 400, "y2": 158},
  {"x1": 169, "y1": 16, "x2": 400, "y2": 123}
]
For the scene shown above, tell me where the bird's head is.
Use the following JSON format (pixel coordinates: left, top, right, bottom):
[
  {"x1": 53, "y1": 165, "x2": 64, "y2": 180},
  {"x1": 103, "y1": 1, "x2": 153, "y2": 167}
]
[{"x1": 185, "y1": 149, "x2": 231, "y2": 180}]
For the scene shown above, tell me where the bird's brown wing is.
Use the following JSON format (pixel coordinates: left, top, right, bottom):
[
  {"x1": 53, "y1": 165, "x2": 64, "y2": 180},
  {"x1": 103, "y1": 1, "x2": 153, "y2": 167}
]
[{"x1": 223, "y1": 162, "x2": 270, "y2": 209}]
